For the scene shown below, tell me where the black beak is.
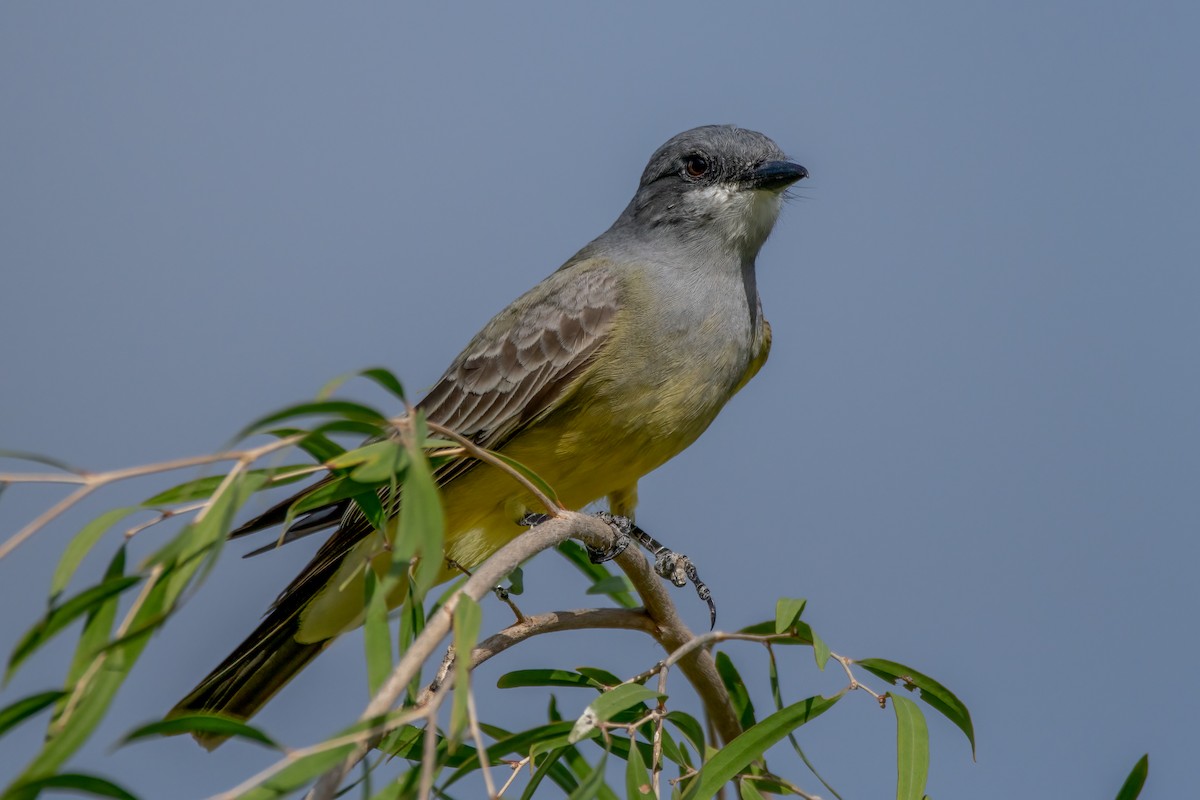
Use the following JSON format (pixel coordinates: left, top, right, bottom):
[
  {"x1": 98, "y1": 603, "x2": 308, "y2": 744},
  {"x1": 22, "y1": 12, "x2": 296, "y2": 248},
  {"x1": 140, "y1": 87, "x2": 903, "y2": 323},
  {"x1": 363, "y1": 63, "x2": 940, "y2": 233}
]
[{"x1": 750, "y1": 160, "x2": 809, "y2": 191}]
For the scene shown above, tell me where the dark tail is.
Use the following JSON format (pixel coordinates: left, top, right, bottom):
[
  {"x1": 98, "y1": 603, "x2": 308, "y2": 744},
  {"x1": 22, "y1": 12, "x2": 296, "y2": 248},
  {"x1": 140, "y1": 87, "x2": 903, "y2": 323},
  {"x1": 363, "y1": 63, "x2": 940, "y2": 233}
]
[{"x1": 170, "y1": 607, "x2": 332, "y2": 750}]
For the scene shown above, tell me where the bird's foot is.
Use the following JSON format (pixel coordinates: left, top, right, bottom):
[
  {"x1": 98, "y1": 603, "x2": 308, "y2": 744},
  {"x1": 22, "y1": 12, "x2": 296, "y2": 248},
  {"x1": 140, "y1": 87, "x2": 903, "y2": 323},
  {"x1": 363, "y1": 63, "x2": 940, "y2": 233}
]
[
  {"x1": 587, "y1": 511, "x2": 633, "y2": 563},
  {"x1": 521, "y1": 510, "x2": 716, "y2": 628},
  {"x1": 602, "y1": 514, "x2": 716, "y2": 630},
  {"x1": 646, "y1": 544, "x2": 716, "y2": 630}
]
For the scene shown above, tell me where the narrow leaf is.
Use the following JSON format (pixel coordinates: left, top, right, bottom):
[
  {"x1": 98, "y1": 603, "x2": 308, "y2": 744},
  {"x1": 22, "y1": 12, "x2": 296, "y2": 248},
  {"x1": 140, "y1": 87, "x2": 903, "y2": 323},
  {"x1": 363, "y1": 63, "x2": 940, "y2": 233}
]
[
  {"x1": 586, "y1": 684, "x2": 663, "y2": 723},
  {"x1": 141, "y1": 466, "x2": 309, "y2": 506},
  {"x1": 586, "y1": 575, "x2": 635, "y2": 596},
  {"x1": 363, "y1": 570, "x2": 393, "y2": 696},
  {"x1": 891, "y1": 694, "x2": 929, "y2": 800},
  {"x1": 488, "y1": 451, "x2": 560, "y2": 508},
  {"x1": 497, "y1": 669, "x2": 599, "y2": 690},
  {"x1": 237, "y1": 743, "x2": 356, "y2": 800},
  {"x1": 683, "y1": 695, "x2": 840, "y2": 799},
  {"x1": 0, "y1": 691, "x2": 67, "y2": 738},
  {"x1": 266, "y1": 427, "x2": 347, "y2": 462},
  {"x1": 737, "y1": 620, "x2": 814, "y2": 646},
  {"x1": 858, "y1": 657, "x2": 976, "y2": 758},
  {"x1": 625, "y1": 733, "x2": 653, "y2": 798},
  {"x1": 450, "y1": 595, "x2": 483, "y2": 741},
  {"x1": 774, "y1": 597, "x2": 806, "y2": 634},
  {"x1": 121, "y1": 714, "x2": 278, "y2": 748},
  {"x1": 566, "y1": 752, "x2": 608, "y2": 800},
  {"x1": 555, "y1": 542, "x2": 638, "y2": 609},
  {"x1": 7, "y1": 575, "x2": 141, "y2": 681},
  {"x1": 811, "y1": 629, "x2": 831, "y2": 671},
  {"x1": 398, "y1": 428, "x2": 445, "y2": 592},
  {"x1": 574, "y1": 667, "x2": 622, "y2": 687},
  {"x1": 360, "y1": 367, "x2": 407, "y2": 401},
  {"x1": 49, "y1": 508, "x2": 140, "y2": 600},
  {"x1": 570, "y1": 684, "x2": 662, "y2": 744},
  {"x1": 7, "y1": 773, "x2": 137, "y2": 800},
  {"x1": 235, "y1": 399, "x2": 388, "y2": 441},
  {"x1": 715, "y1": 652, "x2": 756, "y2": 729},
  {"x1": 739, "y1": 779, "x2": 768, "y2": 800},
  {"x1": 1115, "y1": 754, "x2": 1149, "y2": 800}
]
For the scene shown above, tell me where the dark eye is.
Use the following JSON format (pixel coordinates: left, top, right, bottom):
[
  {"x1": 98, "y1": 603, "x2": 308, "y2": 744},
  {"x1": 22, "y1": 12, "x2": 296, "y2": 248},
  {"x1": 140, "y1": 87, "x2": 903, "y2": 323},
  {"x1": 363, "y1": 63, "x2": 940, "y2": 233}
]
[{"x1": 683, "y1": 154, "x2": 710, "y2": 178}]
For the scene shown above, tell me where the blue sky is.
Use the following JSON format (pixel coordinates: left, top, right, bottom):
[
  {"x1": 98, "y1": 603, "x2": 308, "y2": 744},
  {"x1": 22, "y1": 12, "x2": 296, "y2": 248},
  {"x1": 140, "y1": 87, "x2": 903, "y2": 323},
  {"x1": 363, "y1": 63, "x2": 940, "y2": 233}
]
[{"x1": 2, "y1": 3, "x2": 1197, "y2": 797}]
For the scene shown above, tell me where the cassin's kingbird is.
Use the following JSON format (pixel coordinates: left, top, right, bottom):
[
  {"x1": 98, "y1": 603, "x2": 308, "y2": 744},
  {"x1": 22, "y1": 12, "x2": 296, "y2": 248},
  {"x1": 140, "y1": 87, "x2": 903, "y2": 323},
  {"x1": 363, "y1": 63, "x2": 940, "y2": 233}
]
[{"x1": 173, "y1": 125, "x2": 807, "y2": 741}]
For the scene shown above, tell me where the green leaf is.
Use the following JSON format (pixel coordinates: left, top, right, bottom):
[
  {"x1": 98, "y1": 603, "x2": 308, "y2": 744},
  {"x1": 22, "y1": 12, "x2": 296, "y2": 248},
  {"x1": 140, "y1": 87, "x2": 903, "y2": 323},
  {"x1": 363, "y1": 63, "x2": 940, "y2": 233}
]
[
  {"x1": 237, "y1": 743, "x2": 357, "y2": 800},
  {"x1": 235, "y1": 399, "x2": 389, "y2": 441},
  {"x1": 566, "y1": 751, "x2": 608, "y2": 800},
  {"x1": 50, "y1": 547, "x2": 127, "y2": 727},
  {"x1": 6, "y1": 772, "x2": 138, "y2": 800},
  {"x1": 664, "y1": 711, "x2": 706, "y2": 757},
  {"x1": 497, "y1": 669, "x2": 600, "y2": 690},
  {"x1": 327, "y1": 439, "x2": 403, "y2": 473},
  {"x1": 360, "y1": 367, "x2": 407, "y2": 402},
  {"x1": 715, "y1": 652, "x2": 756, "y2": 730},
  {"x1": 0, "y1": 691, "x2": 67, "y2": 738},
  {"x1": 586, "y1": 575, "x2": 635, "y2": 596},
  {"x1": 555, "y1": 542, "x2": 638, "y2": 609},
  {"x1": 159, "y1": 471, "x2": 268, "y2": 610},
  {"x1": 682, "y1": 695, "x2": 840, "y2": 799},
  {"x1": 1114, "y1": 754, "x2": 1149, "y2": 800},
  {"x1": 774, "y1": 597, "x2": 807, "y2": 634},
  {"x1": 505, "y1": 565, "x2": 525, "y2": 595},
  {"x1": 266, "y1": 427, "x2": 347, "y2": 462},
  {"x1": 521, "y1": 746, "x2": 576, "y2": 799},
  {"x1": 141, "y1": 466, "x2": 309, "y2": 506},
  {"x1": 574, "y1": 667, "x2": 622, "y2": 687},
  {"x1": 488, "y1": 451, "x2": 560, "y2": 508},
  {"x1": 6, "y1": 574, "x2": 141, "y2": 682},
  {"x1": 440, "y1": 722, "x2": 575, "y2": 789},
  {"x1": 737, "y1": 619, "x2": 815, "y2": 646},
  {"x1": 450, "y1": 595, "x2": 483, "y2": 743},
  {"x1": 569, "y1": 684, "x2": 663, "y2": 743},
  {"x1": 764, "y1": 645, "x2": 842, "y2": 800},
  {"x1": 363, "y1": 570, "x2": 393, "y2": 696},
  {"x1": 625, "y1": 733, "x2": 653, "y2": 798},
  {"x1": 891, "y1": 694, "x2": 929, "y2": 800},
  {"x1": 858, "y1": 657, "x2": 976, "y2": 758},
  {"x1": 811, "y1": 629, "x2": 831, "y2": 671},
  {"x1": 48, "y1": 507, "x2": 140, "y2": 600},
  {"x1": 398, "y1": 427, "x2": 445, "y2": 593},
  {"x1": 739, "y1": 778, "x2": 768, "y2": 800},
  {"x1": 17, "y1": 561, "x2": 166, "y2": 783},
  {"x1": 120, "y1": 714, "x2": 278, "y2": 748}
]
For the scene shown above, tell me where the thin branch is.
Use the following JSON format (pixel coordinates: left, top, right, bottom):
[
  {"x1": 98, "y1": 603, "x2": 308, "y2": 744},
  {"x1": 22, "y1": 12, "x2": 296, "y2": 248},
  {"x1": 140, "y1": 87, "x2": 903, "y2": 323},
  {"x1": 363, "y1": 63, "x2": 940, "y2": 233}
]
[
  {"x1": 466, "y1": 689, "x2": 497, "y2": 799},
  {"x1": 305, "y1": 511, "x2": 615, "y2": 800},
  {"x1": 422, "y1": 420, "x2": 561, "y2": 514},
  {"x1": 209, "y1": 707, "x2": 429, "y2": 800},
  {"x1": 0, "y1": 435, "x2": 303, "y2": 562},
  {"x1": 0, "y1": 483, "x2": 96, "y2": 561}
]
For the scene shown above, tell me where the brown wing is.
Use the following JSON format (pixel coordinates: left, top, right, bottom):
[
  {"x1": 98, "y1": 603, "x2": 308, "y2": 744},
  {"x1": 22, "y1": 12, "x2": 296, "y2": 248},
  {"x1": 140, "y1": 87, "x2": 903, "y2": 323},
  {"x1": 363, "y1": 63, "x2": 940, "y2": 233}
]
[{"x1": 251, "y1": 261, "x2": 622, "y2": 606}]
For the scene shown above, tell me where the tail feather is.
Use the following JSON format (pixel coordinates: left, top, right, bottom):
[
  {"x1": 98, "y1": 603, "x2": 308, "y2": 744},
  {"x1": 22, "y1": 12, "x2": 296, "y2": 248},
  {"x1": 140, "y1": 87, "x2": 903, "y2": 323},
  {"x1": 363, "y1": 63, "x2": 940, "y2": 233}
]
[{"x1": 170, "y1": 608, "x2": 331, "y2": 750}]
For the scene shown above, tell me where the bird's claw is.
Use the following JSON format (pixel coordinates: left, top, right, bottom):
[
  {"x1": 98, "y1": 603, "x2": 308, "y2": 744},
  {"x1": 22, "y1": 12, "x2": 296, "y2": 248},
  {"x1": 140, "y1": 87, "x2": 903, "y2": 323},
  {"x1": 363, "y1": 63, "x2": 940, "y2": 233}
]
[
  {"x1": 651, "y1": 549, "x2": 716, "y2": 629},
  {"x1": 522, "y1": 511, "x2": 716, "y2": 628},
  {"x1": 587, "y1": 511, "x2": 633, "y2": 563}
]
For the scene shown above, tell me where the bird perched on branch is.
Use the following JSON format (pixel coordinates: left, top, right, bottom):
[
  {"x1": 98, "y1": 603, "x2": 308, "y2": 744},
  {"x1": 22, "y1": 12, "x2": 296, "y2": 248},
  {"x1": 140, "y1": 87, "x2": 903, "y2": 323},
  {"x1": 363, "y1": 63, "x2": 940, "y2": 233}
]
[{"x1": 173, "y1": 125, "x2": 808, "y2": 745}]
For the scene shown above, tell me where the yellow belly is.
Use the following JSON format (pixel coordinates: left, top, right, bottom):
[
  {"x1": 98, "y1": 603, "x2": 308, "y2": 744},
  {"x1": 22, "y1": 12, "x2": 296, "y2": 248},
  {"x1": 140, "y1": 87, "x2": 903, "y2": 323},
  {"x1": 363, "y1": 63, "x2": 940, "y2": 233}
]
[{"x1": 297, "y1": 320, "x2": 770, "y2": 642}]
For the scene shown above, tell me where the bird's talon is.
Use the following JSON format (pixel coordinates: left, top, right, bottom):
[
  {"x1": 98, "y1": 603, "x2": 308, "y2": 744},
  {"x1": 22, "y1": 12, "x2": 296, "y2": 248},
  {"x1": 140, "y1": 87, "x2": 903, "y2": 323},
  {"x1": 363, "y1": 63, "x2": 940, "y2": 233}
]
[{"x1": 587, "y1": 511, "x2": 633, "y2": 563}]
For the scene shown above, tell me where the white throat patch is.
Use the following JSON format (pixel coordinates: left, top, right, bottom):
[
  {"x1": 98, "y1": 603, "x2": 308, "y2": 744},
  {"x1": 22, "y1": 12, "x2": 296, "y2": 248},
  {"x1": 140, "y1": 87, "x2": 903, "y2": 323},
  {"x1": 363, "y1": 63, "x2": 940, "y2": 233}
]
[{"x1": 691, "y1": 184, "x2": 784, "y2": 251}]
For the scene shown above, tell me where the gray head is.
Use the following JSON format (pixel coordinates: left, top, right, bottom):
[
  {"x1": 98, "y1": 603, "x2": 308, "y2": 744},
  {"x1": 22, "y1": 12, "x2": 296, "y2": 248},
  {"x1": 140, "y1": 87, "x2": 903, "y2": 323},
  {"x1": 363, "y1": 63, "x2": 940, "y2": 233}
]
[{"x1": 609, "y1": 125, "x2": 807, "y2": 257}]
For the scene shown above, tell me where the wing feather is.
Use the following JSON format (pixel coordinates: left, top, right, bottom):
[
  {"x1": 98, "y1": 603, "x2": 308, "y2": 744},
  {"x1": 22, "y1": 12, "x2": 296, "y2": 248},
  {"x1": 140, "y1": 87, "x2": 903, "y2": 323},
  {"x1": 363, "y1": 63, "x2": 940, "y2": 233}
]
[{"x1": 243, "y1": 261, "x2": 623, "y2": 608}]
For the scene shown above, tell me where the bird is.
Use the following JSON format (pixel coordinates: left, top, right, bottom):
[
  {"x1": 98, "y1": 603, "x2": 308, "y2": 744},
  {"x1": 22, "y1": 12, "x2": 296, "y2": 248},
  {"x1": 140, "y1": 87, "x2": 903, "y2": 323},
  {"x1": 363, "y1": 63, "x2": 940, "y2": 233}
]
[{"x1": 172, "y1": 125, "x2": 807, "y2": 745}]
